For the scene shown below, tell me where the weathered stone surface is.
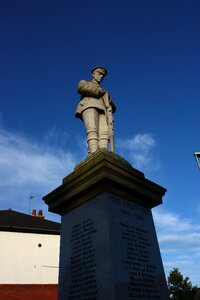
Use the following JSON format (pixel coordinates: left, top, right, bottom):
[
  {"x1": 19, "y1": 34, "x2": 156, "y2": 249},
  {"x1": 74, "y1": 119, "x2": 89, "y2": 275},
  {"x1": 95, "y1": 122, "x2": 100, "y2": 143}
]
[
  {"x1": 43, "y1": 150, "x2": 169, "y2": 300},
  {"x1": 58, "y1": 192, "x2": 169, "y2": 300},
  {"x1": 43, "y1": 149, "x2": 166, "y2": 215},
  {"x1": 75, "y1": 67, "x2": 116, "y2": 153}
]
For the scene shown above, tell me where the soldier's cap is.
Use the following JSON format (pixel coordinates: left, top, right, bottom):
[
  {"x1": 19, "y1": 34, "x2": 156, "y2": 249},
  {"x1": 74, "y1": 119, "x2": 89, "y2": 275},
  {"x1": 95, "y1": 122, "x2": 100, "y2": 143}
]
[{"x1": 92, "y1": 66, "x2": 107, "y2": 76}]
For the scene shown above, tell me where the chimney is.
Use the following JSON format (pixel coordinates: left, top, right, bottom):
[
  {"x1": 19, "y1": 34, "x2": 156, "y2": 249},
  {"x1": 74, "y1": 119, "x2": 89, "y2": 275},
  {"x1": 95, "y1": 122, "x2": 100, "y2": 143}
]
[
  {"x1": 38, "y1": 209, "x2": 45, "y2": 219},
  {"x1": 31, "y1": 209, "x2": 45, "y2": 219},
  {"x1": 32, "y1": 209, "x2": 36, "y2": 216}
]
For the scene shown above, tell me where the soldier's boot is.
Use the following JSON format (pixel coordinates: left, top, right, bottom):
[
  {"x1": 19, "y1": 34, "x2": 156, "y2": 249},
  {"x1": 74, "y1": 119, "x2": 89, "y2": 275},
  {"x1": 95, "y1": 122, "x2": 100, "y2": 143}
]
[
  {"x1": 87, "y1": 129, "x2": 98, "y2": 154},
  {"x1": 99, "y1": 130, "x2": 109, "y2": 150}
]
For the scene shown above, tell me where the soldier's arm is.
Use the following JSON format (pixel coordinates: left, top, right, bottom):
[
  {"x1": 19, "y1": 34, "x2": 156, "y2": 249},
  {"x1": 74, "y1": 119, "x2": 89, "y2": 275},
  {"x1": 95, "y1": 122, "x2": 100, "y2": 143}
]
[{"x1": 77, "y1": 80, "x2": 101, "y2": 98}]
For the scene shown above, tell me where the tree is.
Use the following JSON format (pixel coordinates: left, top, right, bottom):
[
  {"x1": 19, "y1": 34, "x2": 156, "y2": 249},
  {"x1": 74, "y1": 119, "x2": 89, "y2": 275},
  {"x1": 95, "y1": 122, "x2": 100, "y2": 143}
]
[{"x1": 167, "y1": 268, "x2": 200, "y2": 300}]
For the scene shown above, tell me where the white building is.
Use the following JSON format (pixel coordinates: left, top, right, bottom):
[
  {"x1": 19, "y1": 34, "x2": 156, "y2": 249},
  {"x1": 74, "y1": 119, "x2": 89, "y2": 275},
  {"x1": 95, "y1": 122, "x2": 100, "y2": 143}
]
[{"x1": 0, "y1": 208, "x2": 60, "y2": 298}]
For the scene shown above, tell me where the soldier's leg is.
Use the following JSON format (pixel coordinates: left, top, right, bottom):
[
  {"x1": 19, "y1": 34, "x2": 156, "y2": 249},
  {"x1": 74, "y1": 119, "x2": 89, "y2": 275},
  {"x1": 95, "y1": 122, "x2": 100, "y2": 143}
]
[
  {"x1": 82, "y1": 108, "x2": 99, "y2": 154},
  {"x1": 99, "y1": 113, "x2": 109, "y2": 150}
]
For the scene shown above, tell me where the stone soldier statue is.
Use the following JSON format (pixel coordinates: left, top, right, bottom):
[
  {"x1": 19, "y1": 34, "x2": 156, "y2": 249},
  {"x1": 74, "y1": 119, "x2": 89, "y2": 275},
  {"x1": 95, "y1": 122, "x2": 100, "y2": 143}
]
[{"x1": 75, "y1": 66, "x2": 116, "y2": 154}]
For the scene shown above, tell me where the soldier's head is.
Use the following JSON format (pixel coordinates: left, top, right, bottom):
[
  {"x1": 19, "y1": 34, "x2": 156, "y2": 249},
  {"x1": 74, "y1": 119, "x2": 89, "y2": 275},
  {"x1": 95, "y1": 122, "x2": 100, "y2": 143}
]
[{"x1": 92, "y1": 66, "x2": 107, "y2": 83}]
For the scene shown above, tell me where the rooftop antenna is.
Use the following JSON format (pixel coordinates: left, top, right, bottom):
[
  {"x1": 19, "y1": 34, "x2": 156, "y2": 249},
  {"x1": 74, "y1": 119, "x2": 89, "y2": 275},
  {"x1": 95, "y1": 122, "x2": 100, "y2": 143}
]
[
  {"x1": 29, "y1": 194, "x2": 41, "y2": 214},
  {"x1": 193, "y1": 152, "x2": 200, "y2": 169}
]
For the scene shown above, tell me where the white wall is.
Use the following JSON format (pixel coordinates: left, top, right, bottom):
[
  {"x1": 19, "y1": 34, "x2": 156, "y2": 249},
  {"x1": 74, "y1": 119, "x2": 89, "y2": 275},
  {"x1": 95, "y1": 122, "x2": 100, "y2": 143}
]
[{"x1": 0, "y1": 231, "x2": 60, "y2": 284}]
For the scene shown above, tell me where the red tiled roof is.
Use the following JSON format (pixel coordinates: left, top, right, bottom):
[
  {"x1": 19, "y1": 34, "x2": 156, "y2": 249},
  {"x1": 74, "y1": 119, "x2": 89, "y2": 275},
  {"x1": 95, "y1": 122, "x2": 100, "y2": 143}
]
[{"x1": 0, "y1": 209, "x2": 60, "y2": 235}]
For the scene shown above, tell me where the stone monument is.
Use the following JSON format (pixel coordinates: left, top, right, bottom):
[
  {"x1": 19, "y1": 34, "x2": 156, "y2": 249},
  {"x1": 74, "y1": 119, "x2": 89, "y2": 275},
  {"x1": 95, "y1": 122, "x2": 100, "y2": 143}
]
[
  {"x1": 75, "y1": 66, "x2": 116, "y2": 154},
  {"x1": 43, "y1": 67, "x2": 169, "y2": 300}
]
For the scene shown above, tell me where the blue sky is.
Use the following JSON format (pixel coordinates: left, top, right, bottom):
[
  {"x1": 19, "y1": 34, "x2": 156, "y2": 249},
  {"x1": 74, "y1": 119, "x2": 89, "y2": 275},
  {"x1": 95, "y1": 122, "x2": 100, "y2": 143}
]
[{"x1": 1, "y1": 0, "x2": 200, "y2": 284}]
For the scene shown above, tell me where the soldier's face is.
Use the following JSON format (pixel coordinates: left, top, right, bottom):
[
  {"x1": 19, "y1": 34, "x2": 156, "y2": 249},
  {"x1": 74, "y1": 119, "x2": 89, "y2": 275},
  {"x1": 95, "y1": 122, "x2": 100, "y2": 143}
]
[{"x1": 93, "y1": 71, "x2": 104, "y2": 83}]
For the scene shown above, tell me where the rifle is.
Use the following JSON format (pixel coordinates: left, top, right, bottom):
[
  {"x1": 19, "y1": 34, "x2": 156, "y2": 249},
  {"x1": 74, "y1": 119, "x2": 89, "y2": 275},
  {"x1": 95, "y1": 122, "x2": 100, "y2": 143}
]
[{"x1": 102, "y1": 92, "x2": 115, "y2": 152}]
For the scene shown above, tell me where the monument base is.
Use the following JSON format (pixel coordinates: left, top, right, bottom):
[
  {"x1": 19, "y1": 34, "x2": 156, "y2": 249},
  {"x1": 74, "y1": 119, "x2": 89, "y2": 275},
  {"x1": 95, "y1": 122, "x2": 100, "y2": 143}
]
[{"x1": 43, "y1": 150, "x2": 169, "y2": 300}]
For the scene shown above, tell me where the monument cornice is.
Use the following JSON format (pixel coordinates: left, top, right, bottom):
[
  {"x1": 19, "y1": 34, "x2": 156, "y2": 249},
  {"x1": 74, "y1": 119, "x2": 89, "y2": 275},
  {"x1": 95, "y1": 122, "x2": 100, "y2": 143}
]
[{"x1": 43, "y1": 149, "x2": 167, "y2": 215}]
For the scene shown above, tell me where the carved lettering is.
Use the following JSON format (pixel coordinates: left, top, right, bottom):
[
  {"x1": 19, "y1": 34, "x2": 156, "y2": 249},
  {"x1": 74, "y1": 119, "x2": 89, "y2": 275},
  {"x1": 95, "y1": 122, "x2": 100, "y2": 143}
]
[
  {"x1": 119, "y1": 205, "x2": 161, "y2": 299},
  {"x1": 68, "y1": 218, "x2": 98, "y2": 300}
]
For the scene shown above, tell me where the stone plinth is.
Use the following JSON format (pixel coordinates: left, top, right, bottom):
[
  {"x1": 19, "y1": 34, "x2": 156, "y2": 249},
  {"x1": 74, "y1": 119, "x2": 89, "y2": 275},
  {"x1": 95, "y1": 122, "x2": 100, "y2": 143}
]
[{"x1": 43, "y1": 150, "x2": 169, "y2": 300}]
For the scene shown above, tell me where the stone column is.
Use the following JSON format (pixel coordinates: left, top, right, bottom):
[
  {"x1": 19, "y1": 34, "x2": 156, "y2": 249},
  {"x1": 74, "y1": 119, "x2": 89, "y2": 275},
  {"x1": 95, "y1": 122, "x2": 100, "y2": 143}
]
[{"x1": 43, "y1": 150, "x2": 169, "y2": 300}]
